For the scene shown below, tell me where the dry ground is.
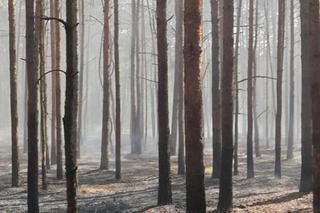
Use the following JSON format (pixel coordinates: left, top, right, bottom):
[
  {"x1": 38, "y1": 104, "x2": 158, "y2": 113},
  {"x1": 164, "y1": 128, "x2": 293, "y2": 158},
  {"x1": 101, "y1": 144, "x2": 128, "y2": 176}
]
[{"x1": 0, "y1": 138, "x2": 313, "y2": 212}]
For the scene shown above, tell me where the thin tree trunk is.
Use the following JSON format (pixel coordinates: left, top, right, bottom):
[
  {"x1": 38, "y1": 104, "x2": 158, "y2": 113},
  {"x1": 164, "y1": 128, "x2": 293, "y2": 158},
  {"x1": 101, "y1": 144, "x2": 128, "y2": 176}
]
[
  {"x1": 299, "y1": 0, "x2": 313, "y2": 193},
  {"x1": 247, "y1": 0, "x2": 254, "y2": 179},
  {"x1": 50, "y1": 0, "x2": 57, "y2": 165},
  {"x1": 184, "y1": 0, "x2": 206, "y2": 211},
  {"x1": 114, "y1": 0, "x2": 121, "y2": 180},
  {"x1": 176, "y1": 0, "x2": 185, "y2": 176},
  {"x1": 156, "y1": 0, "x2": 172, "y2": 205},
  {"x1": 36, "y1": 0, "x2": 48, "y2": 190},
  {"x1": 308, "y1": 1, "x2": 320, "y2": 211},
  {"x1": 55, "y1": 0, "x2": 63, "y2": 180},
  {"x1": 100, "y1": 0, "x2": 110, "y2": 170},
  {"x1": 218, "y1": 0, "x2": 234, "y2": 210},
  {"x1": 8, "y1": 0, "x2": 19, "y2": 188},
  {"x1": 26, "y1": 0, "x2": 39, "y2": 210},
  {"x1": 211, "y1": 0, "x2": 221, "y2": 179},
  {"x1": 253, "y1": 0, "x2": 261, "y2": 158},
  {"x1": 274, "y1": 0, "x2": 285, "y2": 178},
  {"x1": 64, "y1": 0, "x2": 79, "y2": 211},
  {"x1": 233, "y1": 0, "x2": 242, "y2": 176},
  {"x1": 77, "y1": 0, "x2": 85, "y2": 159},
  {"x1": 287, "y1": 0, "x2": 294, "y2": 160}
]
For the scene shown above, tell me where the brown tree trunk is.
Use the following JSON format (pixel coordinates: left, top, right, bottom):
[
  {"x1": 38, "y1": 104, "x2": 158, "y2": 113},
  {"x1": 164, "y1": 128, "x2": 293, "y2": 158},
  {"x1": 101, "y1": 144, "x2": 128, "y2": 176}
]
[
  {"x1": 211, "y1": 0, "x2": 221, "y2": 179},
  {"x1": 156, "y1": 0, "x2": 172, "y2": 205},
  {"x1": 218, "y1": 0, "x2": 234, "y2": 211},
  {"x1": 26, "y1": 0, "x2": 39, "y2": 210},
  {"x1": 114, "y1": 0, "x2": 121, "y2": 180},
  {"x1": 8, "y1": 0, "x2": 19, "y2": 187},
  {"x1": 287, "y1": 0, "x2": 295, "y2": 160},
  {"x1": 299, "y1": 0, "x2": 313, "y2": 193},
  {"x1": 275, "y1": 0, "x2": 285, "y2": 178},
  {"x1": 233, "y1": 0, "x2": 242, "y2": 176},
  {"x1": 64, "y1": 0, "x2": 79, "y2": 211},
  {"x1": 100, "y1": 0, "x2": 110, "y2": 170},
  {"x1": 308, "y1": 0, "x2": 320, "y2": 211},
  {"x1": 184, "y1": 0, "x2": 206, "y2": 211},
  {"x1": 176, "y1": 0, "x2": 185, "y2": 176},
  {"x1": 247, "y1": 0, "x2": 254, "y2": 179}
]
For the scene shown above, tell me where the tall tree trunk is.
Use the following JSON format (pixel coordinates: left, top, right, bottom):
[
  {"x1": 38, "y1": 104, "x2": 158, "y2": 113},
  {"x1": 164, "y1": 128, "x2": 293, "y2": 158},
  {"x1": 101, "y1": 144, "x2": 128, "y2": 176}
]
[
  {"x1": 114, "y1": 0, "x2": 121, "y2": 180},
  {"x1": 36, "y1": 0, "x2": 48, "y2": 190},
  {"x1": 287, "y1": 0, "x2": 295, "y2": 160},
  {"x1": 26, "y1": 0, "x2": 39, "y2": 210},
  {"x1": 308, "y1": 1, "x2": 320, "y2": 211},
  {"x1": 176, "y1": 0, "x2": 185, "y2": 176},
  {"x1": 100, "y1": 0, "x2": 110, "y2": 170},
  {"x1": 55, "y1": 0, "x2": 63, "y2": 180},
  {"x1": 184, "y1": 0, "x2": 206, "y2": 211},
  {"x1": 247, "y1": 0, "x2": 254, "y2": 179},
  {"x1": 8, "y1": 0, "x2": 19, "y2": 187},
  {"x1": 275, "y1": 0, "x2": 285, "y2": 178},
  {"x1": 233, "y1": 0, "x2": 242, "y2": 176},
  {"x1": 211, "y1": 0, "x2": 221, "y2": 179},
  {"x1": 299, "y1": 0, "x2": 313, "y2": 193},
  {"x1": 77, "y1": 0, "x2": 85, "y2": 159},
  {"x1": 253, "y1": 0, "x2": 261, "y2": 158},
  {"x1": 156, "y1": 0, "x2": 172, "y2": 205},
  {"x1": 64, "y1": 0, "x2": 79, "y2": 211},
  {"x1": 50, "y1": 0, "x2": 57, "y2": 165},
  {"x1": 218, "y1": 0, "x2": 234, "y2": 210}
]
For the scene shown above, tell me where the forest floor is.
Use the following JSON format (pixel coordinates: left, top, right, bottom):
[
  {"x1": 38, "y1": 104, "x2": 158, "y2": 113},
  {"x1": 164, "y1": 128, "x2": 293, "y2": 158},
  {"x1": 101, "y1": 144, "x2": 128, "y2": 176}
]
[{"x1": 0, "y1": 138, "x2": 313, "y2": 213}]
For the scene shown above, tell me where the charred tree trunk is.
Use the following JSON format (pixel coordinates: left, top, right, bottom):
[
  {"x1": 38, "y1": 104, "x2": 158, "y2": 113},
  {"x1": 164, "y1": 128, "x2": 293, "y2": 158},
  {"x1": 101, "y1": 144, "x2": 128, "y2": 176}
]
[
  {"x1": 26, "y1": 0, "x2": 39, "y2": 210},
  {"x1": 287, "y1": 0, "x2": 295, "y2": 160},
  {"x1": 299, "y1": 0, "x2": 313, "y2": 193},
  {"x1": 211, "y1": 0, "x2": 221, "y2": 179},
  {"x1": 275, "y1": 0, "x2": 285, "y2": 178},
  {"x1": 156, "y1": 0, "x2": 172, "y2": 205},
  {"x1": 184, "y1": 0, "x2": 206, "y2": 211},
  {"x1": 247, "y1": 0, "x2": 254, "y2": 179},
  {"x1": 8, "y1": 0, "x2": 19, "y2": 187},
  {"x1": 64, "y1": 0, "x2": 79, "y2": 211},
  {"x1": 114, "y1": 0, "x2": 121, "y2": 180},
  {"x1": 100, "y1": 0, "x2": 110, "y2": 170},
  {"x1": 217, "y1": 0, "x2": 234, "y2": 211}
]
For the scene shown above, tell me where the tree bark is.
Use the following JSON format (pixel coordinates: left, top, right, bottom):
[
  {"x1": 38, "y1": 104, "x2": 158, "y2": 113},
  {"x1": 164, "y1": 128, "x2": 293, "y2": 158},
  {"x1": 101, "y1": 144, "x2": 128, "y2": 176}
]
[
  {"x1": 8, "y1": 0, "x2": 19, "y2": 187},
  {"x1": 275, "y1": 0, "x2": 285, "y2": 178},
  {"x1": 233, "y1": 0, "x2": 242, "y2": 176},
  {"x1": 64, "y1": 0, "x2": 79, "y2": 211},
  {"x1": 217, "y1": 0, "x2": 234, "y2": 211},
  {"x1": 100, "y1": 0, "x2": 110, "y2": 170},
  {"x1": 299, "y1": 0, "x2": 313, "y2": 193},
  {"x1": 184, "y1": 0, "x2": 206, "y2": 211},
  {"x1": 176, "y1": 0, "x2": 185, "y2": 176},
  {"x1": 114, "y1": 0, "x2": 121, "y2": 180},
  {"x1": 247, "y1": 0, "x2": 254, "y2": 179},
  {"x1": 287, "y1": 0, "x2": 295, "y2": 160},
  {"x1": 211, "y1": 0, "x2": 221, "y2": 179},
  {"x1": 26, "y1": 0, "x2": 39, "y2": 210},
  {"x1": 308, "y1": 1, "x2": 320, "y2": 211},
  {"x1": 156, "y1": 0, "x2": 172, "y2": 205}
]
